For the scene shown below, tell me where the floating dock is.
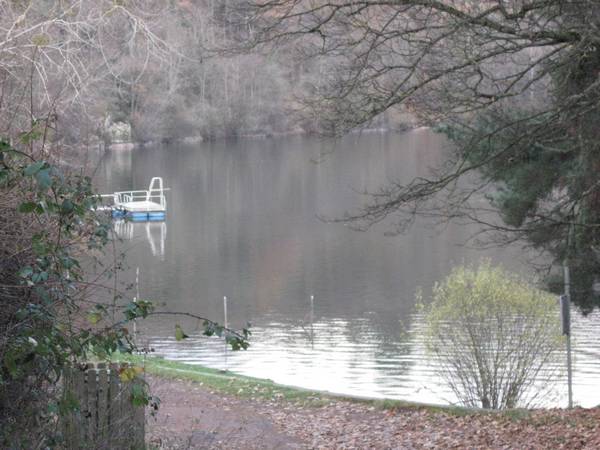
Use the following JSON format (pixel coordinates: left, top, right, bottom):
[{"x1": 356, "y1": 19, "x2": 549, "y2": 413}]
[{"x1": 101, "y1": 177, "x2": 167, "y2": 221}]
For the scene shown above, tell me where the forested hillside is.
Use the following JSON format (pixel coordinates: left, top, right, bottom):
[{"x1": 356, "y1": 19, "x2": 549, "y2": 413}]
[{"x1": 0, "y1": 0, "x2": 410, "y2": 151}]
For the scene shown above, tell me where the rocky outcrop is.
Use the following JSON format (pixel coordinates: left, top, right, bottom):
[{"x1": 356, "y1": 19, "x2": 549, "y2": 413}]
[{"x1": 103, "y1": 117, "x2": 135, "y2": 150}]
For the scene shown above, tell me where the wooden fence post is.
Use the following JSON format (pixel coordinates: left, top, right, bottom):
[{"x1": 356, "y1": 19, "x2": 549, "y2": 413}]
[
  {"x1": 97, "y1": 363, "x2": 109, "y2": 445},
  {"x1": 62, "y1": 363, "x2": 146, "y2": 449}
]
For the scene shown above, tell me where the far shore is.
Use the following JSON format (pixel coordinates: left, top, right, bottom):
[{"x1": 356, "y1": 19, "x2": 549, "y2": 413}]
[{"x1": 106, "y1": 122, "x2": 422, "y2": 151}]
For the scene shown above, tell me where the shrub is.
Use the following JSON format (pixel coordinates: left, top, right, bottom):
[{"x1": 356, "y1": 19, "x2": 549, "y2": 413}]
[
  {"x1": 0, "y1": 138, "x2": 250, "y2": 447},
  {"x1": 424, "y1": 262, "x2": 563, "y2": 409}
]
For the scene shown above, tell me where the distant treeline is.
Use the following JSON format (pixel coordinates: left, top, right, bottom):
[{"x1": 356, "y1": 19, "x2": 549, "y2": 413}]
[{"x1": 0, "y1": 0, "x2": 413, "y2": 150}]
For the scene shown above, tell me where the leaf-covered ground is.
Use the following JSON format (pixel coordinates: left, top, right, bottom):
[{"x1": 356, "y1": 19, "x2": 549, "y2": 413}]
[{"x1": 146, "y1": 375, "x2": 600, "y2": 449}]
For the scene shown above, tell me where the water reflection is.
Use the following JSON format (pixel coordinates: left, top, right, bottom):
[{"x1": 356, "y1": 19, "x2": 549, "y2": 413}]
[
  {"x1": 96, "y1": 130, "x2": 600, "y2": 407},
  {"x1": 138, "y1": 310, "x2": 598, "y2": 407},
  {"x1": 137, "y1": 310, "x2": 456, "y2": 404},
  {"x1": 113, "y1": 220, "x2": 167, "y2": 259}
]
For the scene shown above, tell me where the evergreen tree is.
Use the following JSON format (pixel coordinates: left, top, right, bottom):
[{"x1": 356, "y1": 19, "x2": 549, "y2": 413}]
[{"x1": 244, "y1": 0, "x2": 600, "y2": 310}]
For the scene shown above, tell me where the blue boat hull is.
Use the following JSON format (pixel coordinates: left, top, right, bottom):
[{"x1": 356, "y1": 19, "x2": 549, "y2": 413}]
[{"x1": 111, "y1": 209, "x2": 165, "y2": 222}]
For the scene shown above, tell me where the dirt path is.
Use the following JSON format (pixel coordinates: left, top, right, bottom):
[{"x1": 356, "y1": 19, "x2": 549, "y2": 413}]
[
  {"x1": 146, "y1": 375, "x2": 600, "y2": 450},
  {"x1": 147, "y1": 375, "x2": 304, "y2": 449}
]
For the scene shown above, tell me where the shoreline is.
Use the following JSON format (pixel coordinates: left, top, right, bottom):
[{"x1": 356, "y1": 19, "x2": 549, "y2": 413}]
[
  {"x1": 119, "y1": 354, "x2": 600, "y2": 449},
  {"x1": 118, "y1": 353, "x2": 456, "y2": 409},
  {"x1": 117, "y1": 354, "x2": 575, "y2": 416},
  {"x1": 106, "y1": 124, "x2": 423, "y2": 151}
]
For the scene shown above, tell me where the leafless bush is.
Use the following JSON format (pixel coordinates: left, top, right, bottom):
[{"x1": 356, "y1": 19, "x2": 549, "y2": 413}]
[{"x1": 424, "y1": 262, "x2": 564, "y2": 409}]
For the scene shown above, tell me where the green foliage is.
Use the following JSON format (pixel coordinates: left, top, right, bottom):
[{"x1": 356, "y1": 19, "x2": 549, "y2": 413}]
[
  {"x1": 123, "y1": 300, "x2": 154, "y2": 321},
  {"x1": 0, "y1": 137, "x2": 251, "y2": 446},
  {"x1": 202, "y1": 320, "x2": 251, "y2": 351},
  {"x1": 0, "y1": 140, "x2": 112, "y2": 445},
  {"x1": 440, "y1": 107, "x2": 600, "y2": 311},
  {"x1": 424, "y1": 262, "x2": 563, "y2": 410},
  {"x1": 174, "y1": 324, "x2": 188, "y2": 341},
  {"x1": 439, "y1": 110, "x2": 567, "y2": 229},
  {"x1": 172, "y1": 320, "x2": 251, "y2": 350},
  {"x1": 435, "y1": 21, "x2": 600, "y2": 314}
]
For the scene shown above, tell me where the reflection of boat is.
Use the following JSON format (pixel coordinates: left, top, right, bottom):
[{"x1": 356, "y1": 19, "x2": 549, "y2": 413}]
[
  {"x1": 101, "y1": 177, "x2": 167, "y2": 221},
  {"x1": 113, "y1": 219, "x2": 167, "y2": 257}
]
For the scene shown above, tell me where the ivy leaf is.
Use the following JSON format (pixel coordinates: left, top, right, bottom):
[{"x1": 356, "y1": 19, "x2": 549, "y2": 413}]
[
  {"x1": 31, "y1": 234, "x2": 47, "y2": 255},
  {"x1": 86, "y1": 311, "x2": 102, "y2": 325},
  {"x1": 134, "y1": 300, "x2": 153, "y2": 318},
  {"x1": 24, "y1": 161, "x2": 45, "y2": 176},
  {"x1": 4, "y1": 351, "x2": 20, "y2": 378},
  {"x1": 18, "y1": 202, "x2": 37, "y2": 213},
  {"x1": 19, "y1": 128, "x2": 43, "y2": 145},
  {"x1": 119, "y1": 366, "x2": 143, "y2": 383},
  {"x1": 131, "y1": 382, "x2": 149, "y2": 407},
  {"x1": 0, "y1": 140, "x2": 10, "y2": 153},
  {"x1": 60, "y1": 255, "x2": 79, "y2": 270},
  {"x1": 61, "y1": 199, "x2": 74, "y2": 214},
  {"x1": 175, "y1": 324, "x2": 188, "y2": 341},
  {"x1": 34, "y1": 286, "x2": 51, "y2": 304},
  {"x1": 35, "y1": 168, "x2": 52, "y2": 190},
  {"x1": 123, "y1": 300, "x2": 153, "y2": 321},
  {"x1": 31, "y1": 271, "x2": 48, "y2": 284},
  {"x1": 18, "y1": 266, "x2": 33, "y2": 278}
]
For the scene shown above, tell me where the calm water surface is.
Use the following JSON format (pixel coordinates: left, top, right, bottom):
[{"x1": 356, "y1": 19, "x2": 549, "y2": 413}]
[{"x1": 95, "y1": 130, "x2": 600, "y2": 407}]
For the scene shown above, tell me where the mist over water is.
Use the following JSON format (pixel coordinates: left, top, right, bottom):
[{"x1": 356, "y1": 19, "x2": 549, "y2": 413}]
[{"x1": 96, "y1": 130, "x2": 600, "y2": 407}]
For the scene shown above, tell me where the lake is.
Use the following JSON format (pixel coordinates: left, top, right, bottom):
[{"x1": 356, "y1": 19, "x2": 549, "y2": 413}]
[{"x1": 95, "y1": 129, "x2": 600, "y2": 408}]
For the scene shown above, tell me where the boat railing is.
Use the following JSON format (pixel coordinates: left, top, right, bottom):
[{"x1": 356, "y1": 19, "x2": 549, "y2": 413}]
[
  {"x1": 112, "y1": 190, "x2": 167, "y2": 209},
  {"x1": 98, "y1": 177, "x2": 168, "y2": 214}
]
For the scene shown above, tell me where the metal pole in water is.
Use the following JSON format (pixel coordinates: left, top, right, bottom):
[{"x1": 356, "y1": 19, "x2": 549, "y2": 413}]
[
  {"x1": 309, "y1": 295, "x2": 315, "y2": 346},
  {"x1": 133, "y1": 267, "x2": 139, "y2": 346},
  {"x1": 563, "y1": 219, "x2": 575, "y2": 409},
  {"x1": 223, "y1": 296, "x2": 228, "y2": 369},
  {"x1": 562, "y1": 265, "x2": 573, "y2": 409}
]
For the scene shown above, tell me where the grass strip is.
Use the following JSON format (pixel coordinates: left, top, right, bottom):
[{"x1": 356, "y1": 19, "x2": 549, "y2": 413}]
[{"x1": 112, "y1": 353, "x2": 505, "y2": 416}]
